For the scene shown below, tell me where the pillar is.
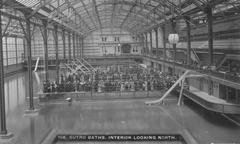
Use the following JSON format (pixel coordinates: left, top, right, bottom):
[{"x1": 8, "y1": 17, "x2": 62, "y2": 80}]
[
  {"x1": 15, "y1": 37, "x2": 18, "y2": 64},
  {"x1": 155, "y1": 28, "x2": 159, "y2": 58},
  {"x1": 26, "y1": 15, "x2": 34, "y2": 111},
  {"x1": 72, "y1": 33, "x2": 76, "y2": 59},
  {"x1": 205, "y1": 6, "x2": 214, "y2": 97},
  {"x1": 145, "y1": 33, "x2": 148, "y2": 55},
  {"x1": 171, "y1": 18, "x2": 177, "y2": 75},
  {"x1": 68, "y1": 32, "x2": 71, "y2": 60},
  {"x1": 62, "y1": 29, "x2": 66, "y2": 61},
  {"x1": 0, "y1": 0, "x2": 8, "y2": 135},
  {"x1": 185, "y1": 16, "x2": 191, "y2": 66},
  {"x1": 236, "y1": 89, "x2": 239, "y2": 104},
  {"x1": 225, "y1": 86, "x2": 229, "y2": 101},
  {"x1": 81, "y1": 37, "x2": 84, "y2": 58},
  {"x1": 141, "y1": 34, "x2": 144, "y2": 55},
  {"x1": 79, "y1": 36, "x2": 82, "y2": 59},
  {"x1": 0, "y1": 1, "x2": 12, "y2": 138},
  {"x1": 5, "y1": 37, "x2": 7, "y2": 66},
  {"x1": 76, "y1": 35, "x2": 79, "y2": 58},
  {"x1": 53, "y1": 25, "x2": 59, "y2": 83},
  {"x1": 42, "y1": 20, "x2": 49, "y2": 80},
  {"x1": 149, "y1": 31, "x2": 153, "y2": 55},
  {"x1": 162, "y1": 25, "x2": 166, "y2": 72},
  {"x1": 208, "y1": 80, "x2": 213, "y2": 96},
  {"x1": 206, "y1": 6, "x2": 213, "y2": 65},
  {"x1": 140, "y1": 34, "x2": 142, "y2": 55}
]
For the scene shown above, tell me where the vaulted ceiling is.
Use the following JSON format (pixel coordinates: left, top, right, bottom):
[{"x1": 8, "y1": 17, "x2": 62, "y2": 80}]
[{"x1": 4, "y1": 0, "x2": 240, "y2": 36}]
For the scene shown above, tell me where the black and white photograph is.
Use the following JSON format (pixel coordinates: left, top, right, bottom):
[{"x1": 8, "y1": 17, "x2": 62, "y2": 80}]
[{"x1": 0, "y1": 0, "x2": 240, "y2": 144}]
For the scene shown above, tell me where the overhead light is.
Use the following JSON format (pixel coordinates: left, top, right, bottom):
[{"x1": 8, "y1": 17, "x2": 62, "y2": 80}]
[{"x1": 168, "y1": 33, "x2": 179, "y2": 44}]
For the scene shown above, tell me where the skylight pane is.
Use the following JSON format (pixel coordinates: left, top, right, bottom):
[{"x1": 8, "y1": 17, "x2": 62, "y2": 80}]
[{"x1": 16, "y1": 0, "x2": 41, "y2": 8}]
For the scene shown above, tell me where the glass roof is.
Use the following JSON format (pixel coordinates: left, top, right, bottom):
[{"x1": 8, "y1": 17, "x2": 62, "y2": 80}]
[{"x1": 5, "y1": 0, "x2": 240, "y2": 36}]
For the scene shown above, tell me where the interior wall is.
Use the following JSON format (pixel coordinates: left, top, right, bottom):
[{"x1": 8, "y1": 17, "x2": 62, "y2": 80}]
[
  {"x1": 83, "y1": 28, "x2": 141, "y2": 56},
  {"x1": 156, "y1": 16, "x2": 240, "y2": 51}
]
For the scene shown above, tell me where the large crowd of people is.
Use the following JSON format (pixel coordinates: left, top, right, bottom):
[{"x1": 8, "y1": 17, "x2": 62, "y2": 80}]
[{"x1": 42, "y1": 64, "x2": 178, "y2": 93}]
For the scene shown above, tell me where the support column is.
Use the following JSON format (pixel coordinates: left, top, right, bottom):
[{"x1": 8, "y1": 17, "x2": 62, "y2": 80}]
[
  {"x1": 171, "y1": 18, "x2": 177, "y2": 75},
  {"x1": 76, "y1": 35, "x2": 79, "y2": 58},
  {"x1": 15, "y1": 37, "x2": 18, "y2": 64},
  {"x1": 155, "y1": 28, "x2": 159, "y2": 58},
  {"x1": 141, "y1": 34, "x2": 144, "y2": 55},
  {"x1": 226, "y1": 86, "x2": 229, "y2": 101},
  {"x1": 185, "y1": 16, "x2": 191, "y2": 66},
  {"x1": 62, "y1": 29, "x2": 66, "y2": 61},
  {"x1": 145, "y1": 33, "x2": 148, "y2": 55},
  {"x1": 236, "y1": 89, "x2": 239, "y2": 104},
  {"x1": 208, "y1": 80, "x2": 213, "y2": 96},
  {"x1": 72, "y1": 33, "x2": 76, "y2": 59},
  {"x1": 26, "y1": 15, "x2": 35, "y2": 111},
  {"x1": 42, "y1": 20, "x2": 49, "y2": 81},
  {"x1": 0, "y1": 11, "x2": 13, "y2": 143},
  {"x1": 68, "y1": 32, "x2": 71, "y2": 60},
  {"x1": 205, "y1": 6, "x2": 214, "y2": 97},
  {"x1": 0, "y1": 0, "x2": 10, "y2": 137},
  {"x1": 162, "y1": 26, "x2": 166, "y2": 73},
  {"x1": 53, "y1": 25, "x2": 59, "y2": 83},
  {"x1": 80, "y1": 36, "x2": 82, "y2": 59},
  {"x1": 80, "y1": 36, "x2": 82, "y2": 58},
  {"x1": 5, "y1": 37, "x2": 7, "y2": 66},
  {"x1": 206, "y1": 6, "x2": 213, "y2": 65},
  {"x1": 141, "y1": 34, "x2": 145, "y2": 55},
  {"x1": 149, "y1": 31, "x2": 153, "y2": 56},
  {"x1": 81, "y1": 37, "x2": 84, "y2": 59}
]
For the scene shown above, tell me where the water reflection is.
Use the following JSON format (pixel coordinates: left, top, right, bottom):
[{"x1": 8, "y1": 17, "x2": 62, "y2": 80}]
[
  {"x1": 30, "y1": 118, "x2": 36, "y2": 144},
  {"x1": 4, "y1": 73, "x2": 26, "y2": 114}
]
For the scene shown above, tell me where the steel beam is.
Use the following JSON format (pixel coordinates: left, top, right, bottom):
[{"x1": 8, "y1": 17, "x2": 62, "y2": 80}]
[
  {"x1": 41, "y1": 20, "x2": 49, "y2": 81},
  {"x1": 72, "y1": 33, "x2": 76, "y2": 59},
  {"x1": 92, "y1": 0, "x2": 102, "y2": 29},
  {"x1": 53, "y1": 24, "x2": 59, "y2": 83},
  {"x1": 155, "y1": 28, "x2": 159, "y2": 57},
  {"x1": 25, "y1": 14, "x2": 35, "y2": 110},
  {"x1": 149, "y1": 30, "x2": 153, "y2": 56},
  {"x1": 162, "y1": 25, "x2": 166, "y2": 72},
  {"x1": 80, "y1": 0, "x2": 97, "y2": 29},
  {"x1": 120, "y1": 2, "x2": 136, "y2": 28},
  {"x1": 185, "y1": 16, "x2": 191, "y2": 66},
  {"x1": 28, "y1": 0, "x2": 55, "y2": 18},
  {"x1": 62, "y1": 29, "x2": 66, "y2": 60},
  {"x1": 68, "y1": 31, "x2": 71, "y2": 60},
  {"x1": 145, "y1": 33, "x2": 148, "y2": 55},
  {"x1": 76, "y1": 35, "x2": 78, "y2": 58},
  {"x1": 206, "y1": 6, "x2": 214, "y2": 65},
  {"x1": 171, "y1": 18, "x2": 177, "y2": 75},
  {"x1": 0, "y1": 0, "x2": 7, "y2": 135}
]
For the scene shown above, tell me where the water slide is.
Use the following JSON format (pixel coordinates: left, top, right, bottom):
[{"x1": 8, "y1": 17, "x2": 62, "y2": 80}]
[
  {"x1": 145, "y1": 70, "x2": 191, "y2": 105},
  {"x1": 34, "y1": 57, "x2": 40, "y2": 72}
]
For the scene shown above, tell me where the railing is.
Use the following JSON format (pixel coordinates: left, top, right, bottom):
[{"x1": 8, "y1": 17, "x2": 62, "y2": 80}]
[
  {"x1": 37, "y1": 90, "x2": 167, "y2": 102},
  {"x1": 181, "y1": 89, "x2": 240, "y2": 114},
  {"x1": 26, "y1": 54, "x2": 240, "y2": 86},
  {"x1": 144, "y1": 54, "x2": 240, "y2": 86}
]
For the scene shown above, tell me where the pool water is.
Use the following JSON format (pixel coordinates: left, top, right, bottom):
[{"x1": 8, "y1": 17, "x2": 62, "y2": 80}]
[{"x1": 3, "y1": 71, "x2": 240, "y2": 144}]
